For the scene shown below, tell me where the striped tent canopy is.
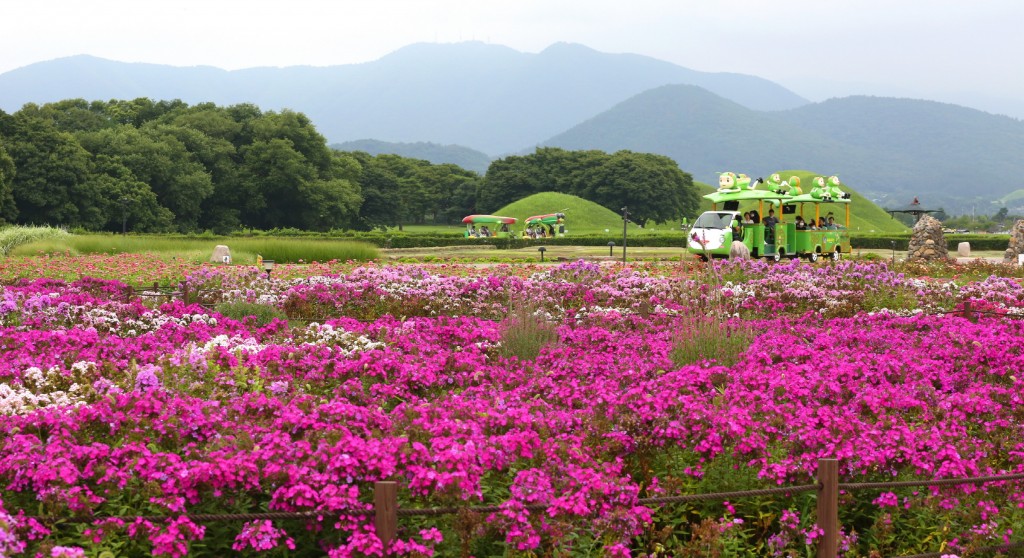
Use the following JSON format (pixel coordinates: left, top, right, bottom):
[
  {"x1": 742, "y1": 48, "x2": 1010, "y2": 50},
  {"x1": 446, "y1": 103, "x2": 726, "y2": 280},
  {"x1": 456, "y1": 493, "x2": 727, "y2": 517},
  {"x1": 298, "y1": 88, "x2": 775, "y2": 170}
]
[{"x1": 462, "y1": 215, "x2": 518, "y2": 225}]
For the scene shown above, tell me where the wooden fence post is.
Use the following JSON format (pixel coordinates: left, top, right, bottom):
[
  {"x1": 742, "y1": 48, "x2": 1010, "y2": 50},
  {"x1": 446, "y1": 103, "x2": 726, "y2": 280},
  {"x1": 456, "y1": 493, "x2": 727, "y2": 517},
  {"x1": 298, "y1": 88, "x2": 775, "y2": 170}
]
[
  {"x1": 817, "y1": 458, "x2": 839, "y2": 558},
  {"x1": 375, "y1": 481, "x2": 397, "y2": 553},
  {"x1": 964, "y1": 300, "x2": 977, "y2": 323}
]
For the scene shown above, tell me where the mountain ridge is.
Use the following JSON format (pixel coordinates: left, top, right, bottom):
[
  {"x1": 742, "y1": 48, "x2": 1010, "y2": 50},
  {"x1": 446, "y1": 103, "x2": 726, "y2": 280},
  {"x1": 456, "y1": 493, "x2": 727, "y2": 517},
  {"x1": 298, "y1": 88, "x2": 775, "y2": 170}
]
[
  {"x1": 539, "y1": 84, "x2": 1024, "y2": 211},
  {"x1": 2, "y1": 43, "x2": 1020, "y2": 211},
  {"x1": 0, "y1": 42, "x2": 808, "y2": 154}
]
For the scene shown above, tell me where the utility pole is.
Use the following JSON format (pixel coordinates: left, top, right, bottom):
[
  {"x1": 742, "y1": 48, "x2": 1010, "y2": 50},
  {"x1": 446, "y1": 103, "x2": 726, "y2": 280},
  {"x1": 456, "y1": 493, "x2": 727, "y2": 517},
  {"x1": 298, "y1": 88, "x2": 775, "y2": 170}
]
[{"x1": 621, "y1": 206, "x2": 629, "y2": 263}]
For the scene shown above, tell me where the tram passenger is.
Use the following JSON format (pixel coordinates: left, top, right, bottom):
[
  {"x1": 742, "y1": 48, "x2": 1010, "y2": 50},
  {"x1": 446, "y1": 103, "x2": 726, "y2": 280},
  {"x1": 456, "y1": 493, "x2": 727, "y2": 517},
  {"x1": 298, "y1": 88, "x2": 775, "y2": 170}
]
[
  {"x1": 742, "y1": 212, "x2": 753, "y2": 225},
  {"x1": 763, "y1": 209, "x2": 778, "y2": 243},
  {"x1": 795, "y1": 216, "x2": 807, "y2": 230},
  {"x1": 826, "y1": 216, "x2": 838, "y2": 229},
  {"x1": 731, "y1": 215, "x2": 743, "y2": 239},
  {"x1": 749, "y1": 210, "x2": 760, "y2": 224}
]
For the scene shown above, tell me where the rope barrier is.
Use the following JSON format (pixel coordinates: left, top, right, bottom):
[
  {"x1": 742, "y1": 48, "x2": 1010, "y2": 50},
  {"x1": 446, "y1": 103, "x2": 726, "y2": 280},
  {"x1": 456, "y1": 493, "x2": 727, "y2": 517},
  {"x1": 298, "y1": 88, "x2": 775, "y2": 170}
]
[
  {"x1": 840, "y1": 472, "x2": 1024, "y2": 491},
  {"x1": 892, "y1": 540, "x2": 1024, "y2": 558},
  {"x1": 637, "y1": 483, "x2": 820, "y2": 505},
  {"x1": 395, "y1": 484, "x2": 823, "y2": 516},
  {"x1": 27, "y1": 509, "x2": 373, "y2": 524}
]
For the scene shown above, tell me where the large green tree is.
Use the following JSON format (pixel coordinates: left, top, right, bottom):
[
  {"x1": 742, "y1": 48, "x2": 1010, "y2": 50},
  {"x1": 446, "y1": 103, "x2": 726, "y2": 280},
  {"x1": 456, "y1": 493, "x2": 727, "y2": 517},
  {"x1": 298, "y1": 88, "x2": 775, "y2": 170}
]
[
  {"x1": 478, "y1": 155, "x2": 548, "y2": 211},
  {"x1": 0, "y1": 106, "x2": 100, "y2": 228},
  {"x1": 78, "y1": 125, "x2": 214, "y2": 232},
  {"x1": 481, "y1": 147, "x2": 698, "y2": 224},
  {"x1": 0, "y1": 135, "x2": 16, "y2": 224},
  {"x1": 575, "y1": 151, "x2": 698, "y2": 225}
]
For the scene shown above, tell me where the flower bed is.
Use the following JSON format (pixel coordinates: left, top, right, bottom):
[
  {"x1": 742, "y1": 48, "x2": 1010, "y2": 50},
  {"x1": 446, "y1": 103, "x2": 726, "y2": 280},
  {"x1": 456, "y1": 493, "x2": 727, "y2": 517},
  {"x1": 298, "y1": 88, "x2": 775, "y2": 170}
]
[{"x1": 1, "y1": 256, "x2": 1023, "y2": 556}]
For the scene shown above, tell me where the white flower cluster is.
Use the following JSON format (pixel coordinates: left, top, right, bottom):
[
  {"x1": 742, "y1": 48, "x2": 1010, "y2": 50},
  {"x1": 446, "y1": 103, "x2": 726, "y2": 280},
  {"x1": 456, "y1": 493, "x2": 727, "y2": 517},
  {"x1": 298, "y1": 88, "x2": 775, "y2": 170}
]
[
  {"x1": 574, "y1": 305, "x2": 632, "y2": 319},
  {"x1": 117, "y1": 312, "x2": 219, "y2": 337},
  {"x1": 0, "y1": 366, "x2": 88, "y2": 416},
  {"x1": 301, "y1": 275, "x2": 347, "y2": 286},
  {"x1": 720, "y1": 281, "x2": 755, "y2": 301},
  {"x1": 298, "y1": 323, "x2": 385, "y2": 356},
  {"x1": 201, "y1": 334, "x2": 266, "y2": 354}
]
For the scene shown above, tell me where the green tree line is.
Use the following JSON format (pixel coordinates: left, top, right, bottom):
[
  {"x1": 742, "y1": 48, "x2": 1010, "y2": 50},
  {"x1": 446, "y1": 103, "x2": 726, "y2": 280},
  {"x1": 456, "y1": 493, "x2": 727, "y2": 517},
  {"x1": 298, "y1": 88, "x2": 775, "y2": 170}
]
[{"x1": 0, "y1": 98, "x2": 699, "y2": 233}]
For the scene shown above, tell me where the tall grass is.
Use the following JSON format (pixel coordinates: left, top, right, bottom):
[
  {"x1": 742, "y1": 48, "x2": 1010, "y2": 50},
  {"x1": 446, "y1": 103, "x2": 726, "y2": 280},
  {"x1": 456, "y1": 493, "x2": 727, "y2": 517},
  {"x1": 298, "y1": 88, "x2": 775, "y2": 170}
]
[
  {"x1": 498, "y1": 303, "x2": 560, "y2": 361},
  {"x1": 9, "y1": 234, "x2": 379, "y2": 263},
  {"x1": 0, "y1": 226, "x2": 72, "y2": 256},
  {"x1": 671, "y1": 260, "x2": 757, "y2": 368},
  {"x1": 669, "y1": 315, "x2": 756, "y2": 368}
]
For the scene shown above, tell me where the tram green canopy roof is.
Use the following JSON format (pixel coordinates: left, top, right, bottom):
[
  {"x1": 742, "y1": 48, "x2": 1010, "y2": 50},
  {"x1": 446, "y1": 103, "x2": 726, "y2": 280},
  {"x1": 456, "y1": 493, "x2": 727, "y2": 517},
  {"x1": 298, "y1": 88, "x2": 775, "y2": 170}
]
[
  {"x1": 783, "y1": 194, "x2": 852, "y2": 205},
  {"x1": 702, "y1": 189, "x2": 789, "y2": 205}
]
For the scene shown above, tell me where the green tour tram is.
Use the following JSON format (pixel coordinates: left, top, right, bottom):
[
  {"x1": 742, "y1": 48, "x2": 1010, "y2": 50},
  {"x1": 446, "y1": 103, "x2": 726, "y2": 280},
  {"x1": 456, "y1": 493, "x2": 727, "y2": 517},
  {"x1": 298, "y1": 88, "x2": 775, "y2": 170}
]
[
  {"x1": 462, "y1": 214, "x2": 518, "y2": 238},
  {"x1": 687, "y1": 172, "x2": 852, "y2": 261},
  {"x1": 523, "y1": 212, "x2": 567, "y2": 238}
]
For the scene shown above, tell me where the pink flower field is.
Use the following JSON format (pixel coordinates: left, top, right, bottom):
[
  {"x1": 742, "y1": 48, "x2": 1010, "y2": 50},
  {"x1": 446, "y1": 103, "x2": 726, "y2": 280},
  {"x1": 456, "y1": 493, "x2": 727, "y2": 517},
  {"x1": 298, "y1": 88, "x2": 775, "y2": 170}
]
[{"x1": 1, "y1": 255, "x2": 1024, "y2": 557}]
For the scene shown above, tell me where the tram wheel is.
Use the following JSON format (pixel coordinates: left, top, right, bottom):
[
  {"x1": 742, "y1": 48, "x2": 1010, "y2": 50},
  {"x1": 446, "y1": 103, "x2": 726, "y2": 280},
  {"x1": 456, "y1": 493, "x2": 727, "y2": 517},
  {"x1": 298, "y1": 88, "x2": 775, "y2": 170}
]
[
  {"x1": 772, "y1": 250, "x2": 782, "y2": 262},
  {"x1": 831, "y1": 248, "x2": 841, "y2": 261},
  {"x1": 808, "y1": 251, "x2": 819, "y2": 263}
]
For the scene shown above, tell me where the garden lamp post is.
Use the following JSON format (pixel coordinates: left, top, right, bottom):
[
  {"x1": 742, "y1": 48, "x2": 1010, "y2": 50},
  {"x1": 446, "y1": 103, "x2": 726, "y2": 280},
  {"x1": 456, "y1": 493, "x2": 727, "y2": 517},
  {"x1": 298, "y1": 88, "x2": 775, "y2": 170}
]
[
  {"x1": 621, "y1": 206, "x2": 630, "y2": 263},
  {"x1": 537, "y1": 246, "x2": 547, "y2": 262},
  {"x1": 607, "y1": 241, "x2": 615, "y2": 257},
  {"x1": 262, "y1": 259, "x2": 275, "y2": 279},
  {"x1": 891, "y1": 241, "x2": 896, "y2": 263}
]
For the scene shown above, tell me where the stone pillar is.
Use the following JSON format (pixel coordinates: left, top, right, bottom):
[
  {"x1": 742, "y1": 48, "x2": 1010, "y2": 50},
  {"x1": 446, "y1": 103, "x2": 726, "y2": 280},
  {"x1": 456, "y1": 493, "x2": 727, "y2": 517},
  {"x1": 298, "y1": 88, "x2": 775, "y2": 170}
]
[
  {"x1": 1003, "y1": 220, "x2": 1024, "y2": 264},
  {"x1": 957, "y1": 242, "x2": 971, "y2": 258},
  {"x1": 907, "y1": 215, "x2": 949, "y2": 262}
]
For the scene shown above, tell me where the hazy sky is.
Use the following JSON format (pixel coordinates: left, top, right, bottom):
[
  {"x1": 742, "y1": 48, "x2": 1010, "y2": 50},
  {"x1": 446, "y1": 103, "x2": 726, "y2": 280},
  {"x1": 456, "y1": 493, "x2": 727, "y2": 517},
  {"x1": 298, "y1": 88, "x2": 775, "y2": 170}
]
[{"x1": 3, "y1": 0, "x2": 1022, "y2": 117}]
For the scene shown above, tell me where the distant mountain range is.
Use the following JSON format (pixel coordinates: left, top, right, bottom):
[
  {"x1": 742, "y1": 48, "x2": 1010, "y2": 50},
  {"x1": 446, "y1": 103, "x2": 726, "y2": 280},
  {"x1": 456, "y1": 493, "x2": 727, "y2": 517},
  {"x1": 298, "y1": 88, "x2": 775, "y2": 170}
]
[
  {"x1": 542, "y1": 86, "x2": 1024, "y2": 212},
  {"x1": 0, "y1": 42, "x2": 805, "y2": 155},
  {"x1": 331, "y1": 139, "x2": 492, "y2": 174},
  {"x1": 2, "y1": 41, "x2": 1022, "y2": 213}
]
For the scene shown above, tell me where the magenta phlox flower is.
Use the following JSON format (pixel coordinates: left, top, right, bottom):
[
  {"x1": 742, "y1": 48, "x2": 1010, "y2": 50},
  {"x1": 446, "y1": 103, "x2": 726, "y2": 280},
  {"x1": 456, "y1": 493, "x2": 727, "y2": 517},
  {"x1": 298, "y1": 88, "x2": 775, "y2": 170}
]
[{"x1": 231, "y1": 519, "x2": 296, "y2": 552}]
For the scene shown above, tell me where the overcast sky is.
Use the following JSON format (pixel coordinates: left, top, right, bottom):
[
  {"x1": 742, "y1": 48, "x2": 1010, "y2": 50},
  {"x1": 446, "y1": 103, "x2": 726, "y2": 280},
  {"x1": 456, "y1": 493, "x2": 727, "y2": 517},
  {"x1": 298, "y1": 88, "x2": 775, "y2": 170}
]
[{"x1": 3, "y1": 0, "x2": 1022, "y2": 118}]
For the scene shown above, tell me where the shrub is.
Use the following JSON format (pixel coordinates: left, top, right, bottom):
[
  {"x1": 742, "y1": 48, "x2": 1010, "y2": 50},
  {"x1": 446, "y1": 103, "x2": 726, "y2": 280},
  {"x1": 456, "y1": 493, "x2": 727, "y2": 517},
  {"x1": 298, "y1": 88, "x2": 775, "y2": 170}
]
[{"x1": 214, "y1": 301, "x2": 288, "y2": 327}]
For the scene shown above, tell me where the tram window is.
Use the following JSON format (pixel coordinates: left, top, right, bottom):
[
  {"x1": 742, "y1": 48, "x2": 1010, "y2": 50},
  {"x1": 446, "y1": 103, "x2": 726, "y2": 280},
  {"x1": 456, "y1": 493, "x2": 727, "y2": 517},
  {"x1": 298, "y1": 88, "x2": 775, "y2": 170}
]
[
  {"x1": 782, "y1": 205, "x2": 796, "y2": 215},
  {"x1": 723, "y1": 201, "x2": 739, "y2": 211},
  {"x1": 694, "y1": 212, "x2": 733, "y2": 229}
]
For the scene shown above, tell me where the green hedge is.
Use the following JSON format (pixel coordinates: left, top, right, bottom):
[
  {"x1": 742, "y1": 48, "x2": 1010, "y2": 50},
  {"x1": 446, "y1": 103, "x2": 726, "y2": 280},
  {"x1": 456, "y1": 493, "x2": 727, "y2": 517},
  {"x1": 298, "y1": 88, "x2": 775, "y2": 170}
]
[
  {"x1": 851, "y1": 234, "x2": 1009, "y2": 251},
  {"x1": 221, "y1": 228, "x2": 1011, "y2": 251},
  {"x1": 371, "y1": 234, "x2": 687, "y2": 249}
]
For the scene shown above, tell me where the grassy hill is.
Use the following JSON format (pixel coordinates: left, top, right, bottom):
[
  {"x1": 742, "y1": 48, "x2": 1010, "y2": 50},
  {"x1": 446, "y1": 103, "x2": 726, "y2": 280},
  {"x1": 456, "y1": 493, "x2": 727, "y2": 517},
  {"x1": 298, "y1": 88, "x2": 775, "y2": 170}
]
[
  {"x1": 495, "y1": 192, "x2": 633, "y2": 235},
  {"x1": 490, "y1": 177, "x2": 907, "y2": 236},
  {"x1": 996, "y1": 189, "x2": 1024, "y2": 206}
]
